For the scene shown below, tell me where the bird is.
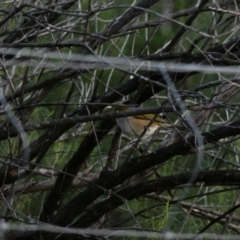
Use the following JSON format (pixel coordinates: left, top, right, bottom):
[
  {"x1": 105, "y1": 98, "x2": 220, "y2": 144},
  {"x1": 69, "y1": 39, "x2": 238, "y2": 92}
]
[{"x1": 115, "y1": 106, "x2": 172, "y2": 138}]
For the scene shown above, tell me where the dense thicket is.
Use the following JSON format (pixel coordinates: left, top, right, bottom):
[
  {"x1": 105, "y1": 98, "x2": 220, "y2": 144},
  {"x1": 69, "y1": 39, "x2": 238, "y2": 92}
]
[{"x1": 1, "y1": 1, "x2": 240, "y2": 239}]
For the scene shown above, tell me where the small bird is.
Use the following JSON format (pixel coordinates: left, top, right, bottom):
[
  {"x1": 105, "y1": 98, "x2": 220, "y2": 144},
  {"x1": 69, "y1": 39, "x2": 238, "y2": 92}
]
[{"x1": 115, "y1": 106, "x2": 171, "y2": 138}]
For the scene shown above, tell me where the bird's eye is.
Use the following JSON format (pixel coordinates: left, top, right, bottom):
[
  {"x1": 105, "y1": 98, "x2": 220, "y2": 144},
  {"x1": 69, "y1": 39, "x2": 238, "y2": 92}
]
[{"x1": 159, "y1": 113, "x2": 166, "y2": 119}]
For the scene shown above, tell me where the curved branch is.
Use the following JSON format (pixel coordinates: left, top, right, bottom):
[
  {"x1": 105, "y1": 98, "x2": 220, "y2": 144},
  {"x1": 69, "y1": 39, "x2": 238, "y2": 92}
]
[
  {"x1": 72, "y1": 170, "x2": 240, "y2": 228},
  {"x1": 50, "y1": 119, "x2": 240, "y2": 226}
]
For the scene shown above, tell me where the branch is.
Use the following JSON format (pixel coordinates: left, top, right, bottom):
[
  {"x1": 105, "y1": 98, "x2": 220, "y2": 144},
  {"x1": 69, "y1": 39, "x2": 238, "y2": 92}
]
[
  {"x1": 50, "y1": 119, "x2": 240, "y2": 226},
  {"x1": 72, "y1": 170, "x2": 240, "y2": 228}
]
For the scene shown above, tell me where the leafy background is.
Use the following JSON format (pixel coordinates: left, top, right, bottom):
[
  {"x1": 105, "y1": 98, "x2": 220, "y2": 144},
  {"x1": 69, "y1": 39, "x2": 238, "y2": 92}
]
[{"x1": 1, "y1": 0, "x2": 240, "y2": 239}]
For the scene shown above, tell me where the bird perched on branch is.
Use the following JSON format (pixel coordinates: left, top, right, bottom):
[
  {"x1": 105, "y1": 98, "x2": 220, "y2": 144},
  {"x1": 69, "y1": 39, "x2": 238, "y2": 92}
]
[{"x1": 115, "y1": 106, "x2": 172, "y2": 138}]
